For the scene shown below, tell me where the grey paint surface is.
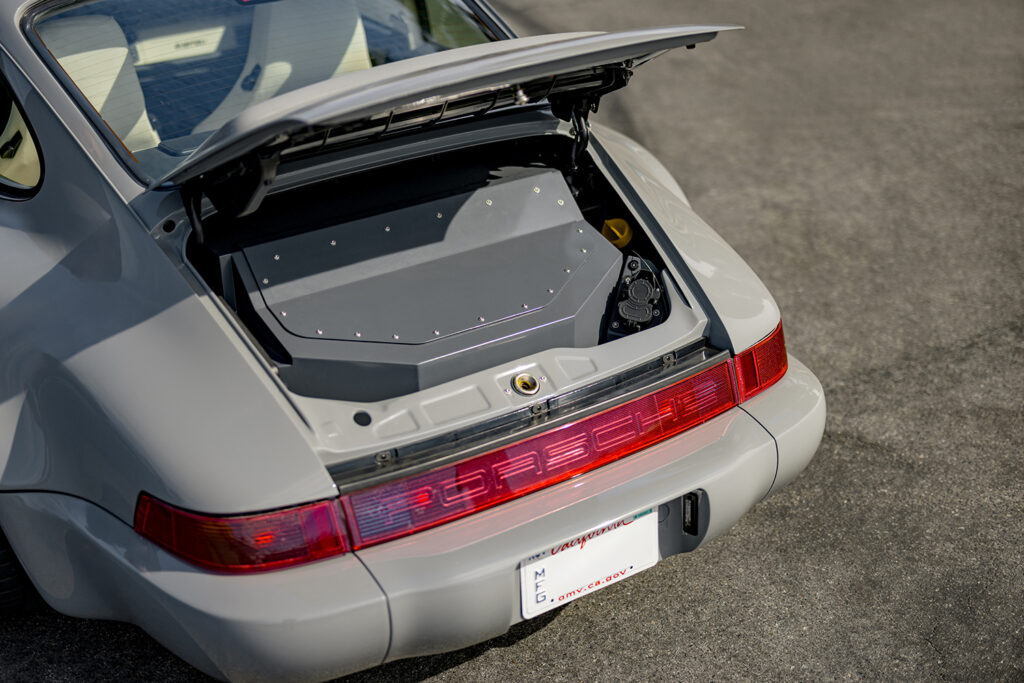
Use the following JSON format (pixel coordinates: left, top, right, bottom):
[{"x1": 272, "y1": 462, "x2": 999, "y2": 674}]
[
  {"x1": 244, "y1": 171, "x2": 606, "y2": 344},
  {"x1": 2, "y1": 0, "x2": 1019, "y2": 681},
  {"x1": 0, "y1": 53, "x2": 337, "y2": 521},
  {"x1": 236, "y1": 169, "x2": 624, "y2": 401},
  {"x1": 295, "y1": 276, "x2": 703, "y2": 464},
  {"x1": 0, "y1": 491, "x2": 391, "y2": 681}
]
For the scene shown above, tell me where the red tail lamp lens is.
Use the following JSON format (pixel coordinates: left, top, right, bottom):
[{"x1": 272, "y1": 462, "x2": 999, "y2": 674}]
[
  {"x1": 341, "y1": 361, "x2": 737, "y2": 549},
  {"x1": 134, "y1": 495, "x2": 350, "y2": 573},
  {"x1": 732, "y1": 321, "x2": 787, "y2": 402}
]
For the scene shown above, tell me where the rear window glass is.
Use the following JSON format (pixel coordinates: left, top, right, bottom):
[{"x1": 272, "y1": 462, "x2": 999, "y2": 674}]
[{"x1": 31, "y1": 0, "x2": 496, "y2": 180}]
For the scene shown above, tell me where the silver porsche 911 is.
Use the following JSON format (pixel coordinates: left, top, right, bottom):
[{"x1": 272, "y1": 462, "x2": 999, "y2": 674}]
[{"x1": 0, "y1": 0, "x2": 825, "y2": 679}]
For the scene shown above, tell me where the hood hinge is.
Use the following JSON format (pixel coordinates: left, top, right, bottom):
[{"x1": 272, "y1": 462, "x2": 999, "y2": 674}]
[
  {"x1": 207, "y1": 148, "x2": 281, "y2": 218},
  {"x1": 569, "y1": 104, "x2": 592, "y2": 173},
  {"x1": 549, "y1": 65, "x2": 633, "y2": 173},
  {"x1": 183, "y1": 149, "x2": 282, "y2": 242}
]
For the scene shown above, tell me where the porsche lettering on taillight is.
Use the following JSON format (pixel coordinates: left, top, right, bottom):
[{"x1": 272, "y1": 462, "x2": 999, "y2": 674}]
[{"x1": 340, "y1": 360, "x2": 738, "y2": 549}]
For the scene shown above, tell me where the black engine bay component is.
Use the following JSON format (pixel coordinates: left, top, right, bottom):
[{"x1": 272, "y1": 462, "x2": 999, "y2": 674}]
[
  {"x1": 604, "y1": 255, "x2": 668, "y2": 341},
  {"x1": 224, "y1": 168, "x2": 622, "y2": 402}
]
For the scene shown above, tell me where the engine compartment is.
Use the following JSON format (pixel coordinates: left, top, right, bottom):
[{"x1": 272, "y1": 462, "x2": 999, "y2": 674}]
[{"x1": 187, "y1": 136, "x2": 672, "y2": 402}]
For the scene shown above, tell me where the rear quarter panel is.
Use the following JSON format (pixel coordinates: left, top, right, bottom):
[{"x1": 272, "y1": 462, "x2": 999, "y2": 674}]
[{"x1": 0, "y1": 52, "x2": 336, "y2": 524}]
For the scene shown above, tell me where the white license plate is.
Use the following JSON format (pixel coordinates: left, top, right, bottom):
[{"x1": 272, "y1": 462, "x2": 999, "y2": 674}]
[{"x1": 519, "y1": 509, "x2": 658, "y2": 619}]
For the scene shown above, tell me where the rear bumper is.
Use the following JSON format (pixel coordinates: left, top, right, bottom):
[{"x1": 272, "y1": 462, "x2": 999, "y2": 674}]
[{"x1": 0, "y1": 356, "x2": 824, "y2": 682}]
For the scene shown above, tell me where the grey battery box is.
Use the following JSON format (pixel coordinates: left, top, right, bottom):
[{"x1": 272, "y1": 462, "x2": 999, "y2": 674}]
[{"x1": 234, "y1": 169, "x2": 622, "y2": 402}]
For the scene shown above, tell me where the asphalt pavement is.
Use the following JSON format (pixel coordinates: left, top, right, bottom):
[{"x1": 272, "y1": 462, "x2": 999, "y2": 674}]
[{"x1": 1, "y1": 0, "x2": 1021, "y2": 680}]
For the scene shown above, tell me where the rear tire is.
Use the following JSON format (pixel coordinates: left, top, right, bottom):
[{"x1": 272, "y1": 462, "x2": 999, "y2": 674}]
[{"x1": 0, "y1": 527, "x2": 35, "y2": 614}]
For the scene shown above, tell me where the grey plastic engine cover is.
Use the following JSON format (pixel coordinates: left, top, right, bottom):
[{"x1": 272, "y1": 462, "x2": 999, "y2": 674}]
[{"x1": 236, "y1": 169, "x2": 622, "y2": 402}]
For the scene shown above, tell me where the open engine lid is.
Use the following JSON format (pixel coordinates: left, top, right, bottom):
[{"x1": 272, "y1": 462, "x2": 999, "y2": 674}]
[{"x1": 153, "y1": 25, "x2": 740, "y2": 199}]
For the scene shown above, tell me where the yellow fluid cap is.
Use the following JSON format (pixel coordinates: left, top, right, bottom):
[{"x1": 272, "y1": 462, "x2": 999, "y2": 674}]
[{"x1": 601, "y1": 218, "x2": 633, "y2": 248}]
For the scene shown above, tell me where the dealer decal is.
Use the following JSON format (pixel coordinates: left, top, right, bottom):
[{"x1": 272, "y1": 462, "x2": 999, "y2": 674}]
[{"x1": 550, "y1": 509, "x2": 652, "y2": 555}]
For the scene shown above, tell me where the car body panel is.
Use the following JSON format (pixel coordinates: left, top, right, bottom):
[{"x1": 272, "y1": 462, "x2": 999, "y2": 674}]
[
  {"x1": 0, "y1": 491, "x2": 390, "y2": 682},
  {"x1": 290, "y1": 277, "x2": 705, "y2": 465},
  {"x1": 0, "y1": 50, "x2": 336, "y2": 521},
  {"x1": 361, "y1": 406, "x2": 778, "y2": 661},
  {"x1": 741, "y1": 355, "x2": 827, "y2": 494},
  {"x1": 0, "y1": 357, "x2": 823, "y2": 680}
]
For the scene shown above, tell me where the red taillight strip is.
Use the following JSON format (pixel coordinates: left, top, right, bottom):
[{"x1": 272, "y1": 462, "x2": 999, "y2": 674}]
[
  {"x1": 732, "y1": 321, "x2": 787, "y2": 402},
  {"x1": 340, "y1": 360, "x2": 737, "y2": 549},
  {"x1": 134, "y1": 495, "x2": 350, "y2": 573}
]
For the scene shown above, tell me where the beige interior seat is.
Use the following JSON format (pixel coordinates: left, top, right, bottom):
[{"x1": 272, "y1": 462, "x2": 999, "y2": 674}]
[
  {"x1": 37, "y1": 15, "x2": 161, "y2": 152},
  {"x1": 0, "y1": 104, "x2": 40, "y2": 188},
  {"x1": 192, "y1": 0, "x2": 372, "y2": 134}
]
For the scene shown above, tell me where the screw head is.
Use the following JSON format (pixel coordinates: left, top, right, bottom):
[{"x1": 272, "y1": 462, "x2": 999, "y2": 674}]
[
  {"x1": 581, "y1": 248, "x2": 588, "y2": 254},
  {"x1": 485, "y1": 199, "x2": 493, "y2": 206},
  {"x1": 330, "y1": 239, "x2": 337, "y2": 246},
  {"x1": 558, "y1": 199, "x2": 565, "y2": 206},
  {"x1": 273, "y1": 254, "x2": 280, "y2": 261},
  {"x1": 547, "y1": 288, "x2": 554, "y2": 294},
  {"x1": 393, "y1": 333, "x2": 400, "y2": 340},
  {"x1": 280, "y1": 311, "x2": 287, "y2": 316},
  {"x1": 433, "y1": 329, "x2": 440, "y2": 336},
  {"x1": 354, "y1": 331, "x2": 362, "y2": 338},
  {"x1": 316, "y1": 329, "x2": 324, "y2": 335},
  {"x1": 262, "y1": 278, "x2": 269, "y2": 284},
  {"x1": 384, "y1": 226, "x2": 391, "y2": 232},
  {"x1": 564, "y1": 268, "x2": 571, "y2": 273},
  {"x1": 478, "y1": 316, "x2": 486, "y2": 322},
  {"x1": 533, "y1": 187, "x2": 541, "y2": 194},
  {"x1": 436, "y1": 212, "x2": 443, "y2": 219}
]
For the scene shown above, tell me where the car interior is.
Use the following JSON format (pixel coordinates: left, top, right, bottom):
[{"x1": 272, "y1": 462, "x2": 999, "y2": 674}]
[
  {"x1": 33, "y1": 0, "x2": 492, "y2": 161},
  {"x1": 0, "y1": 80, "x2": 40, "y2": 190}
]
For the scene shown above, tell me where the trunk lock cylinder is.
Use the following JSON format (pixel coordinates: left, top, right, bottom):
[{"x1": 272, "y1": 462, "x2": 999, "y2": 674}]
[{"x1": 512, "y1": 372, "x2": 540, "y2": 396}]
